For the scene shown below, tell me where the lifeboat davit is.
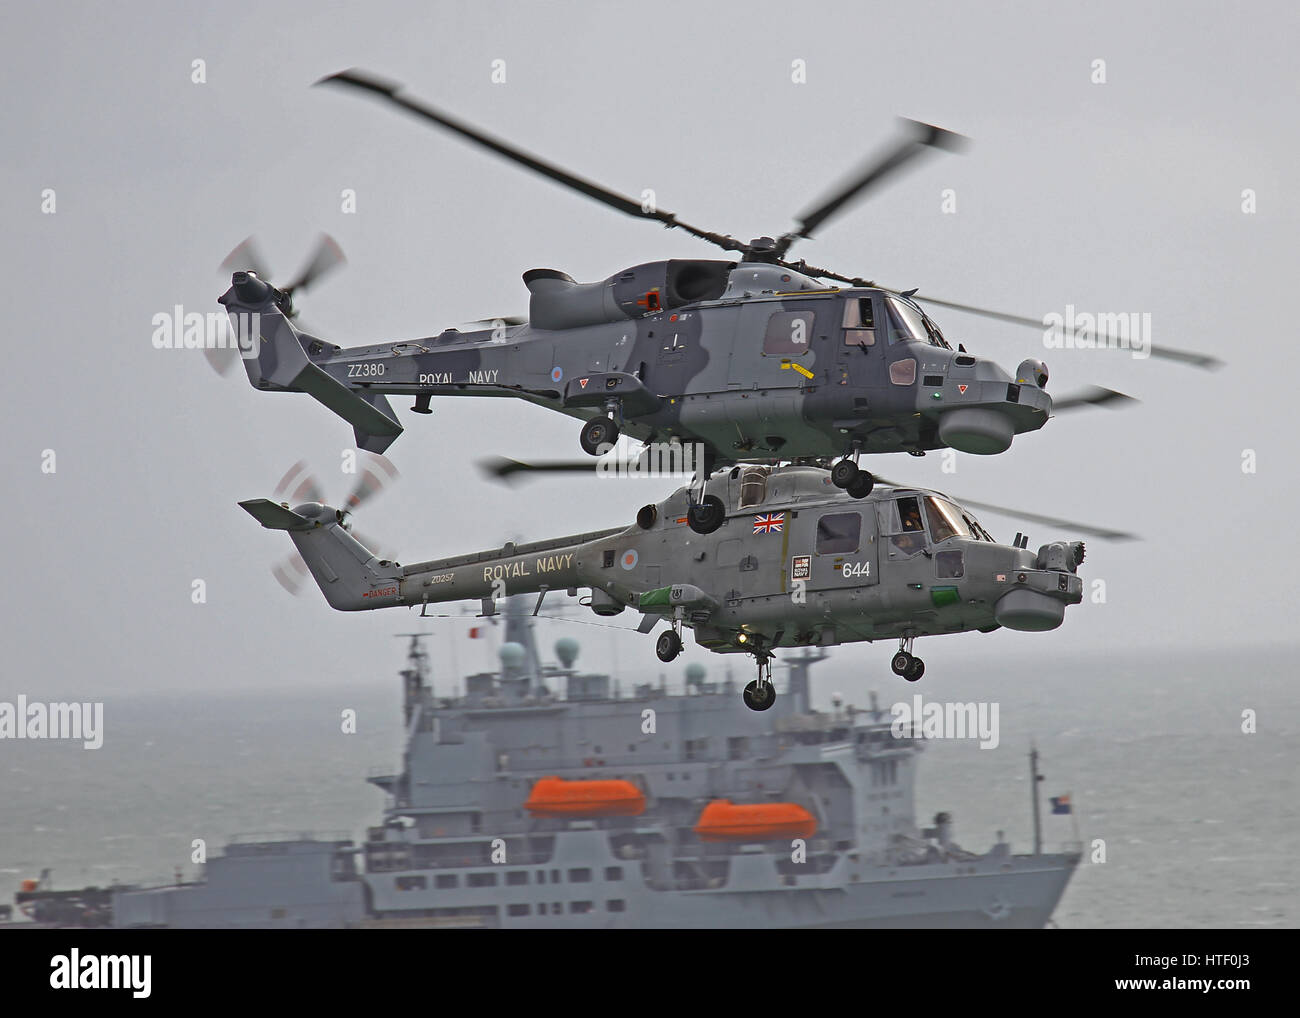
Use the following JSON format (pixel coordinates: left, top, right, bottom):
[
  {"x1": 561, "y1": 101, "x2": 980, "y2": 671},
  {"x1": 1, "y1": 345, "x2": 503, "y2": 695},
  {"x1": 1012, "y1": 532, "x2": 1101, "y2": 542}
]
[
  {"x1": 525, "y1": 776, "x2": 646, "y2": 817},
  {"x1": 694, "y1": 799, "x2": 817, "y2": 841}
]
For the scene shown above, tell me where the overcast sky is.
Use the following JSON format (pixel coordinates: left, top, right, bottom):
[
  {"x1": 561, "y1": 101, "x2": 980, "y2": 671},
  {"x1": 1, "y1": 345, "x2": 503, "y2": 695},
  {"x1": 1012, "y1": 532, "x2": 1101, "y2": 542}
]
[{"x1": 3, "y1": 0, "x2": 1296, "y2": 697}]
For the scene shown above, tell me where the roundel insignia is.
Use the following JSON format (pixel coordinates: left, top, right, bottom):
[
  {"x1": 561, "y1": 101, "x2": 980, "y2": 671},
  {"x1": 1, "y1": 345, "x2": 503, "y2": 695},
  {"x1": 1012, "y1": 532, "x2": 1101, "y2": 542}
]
[
  {"x1": 620, "y1": 549, "x2": 639, "y2": 570},
  {"x1": 551, "y1": 366, "x2": 563, "y2": 383}
]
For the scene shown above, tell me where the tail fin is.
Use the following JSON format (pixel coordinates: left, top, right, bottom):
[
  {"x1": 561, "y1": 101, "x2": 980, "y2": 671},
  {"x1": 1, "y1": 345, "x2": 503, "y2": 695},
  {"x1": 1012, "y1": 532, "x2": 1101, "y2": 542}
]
[
  {"x1": 240, "y1": 499, "x2": 403, "y2": 611},
  {"x1": 220, "y1": 273, "x2": 404, "y2": 454}
]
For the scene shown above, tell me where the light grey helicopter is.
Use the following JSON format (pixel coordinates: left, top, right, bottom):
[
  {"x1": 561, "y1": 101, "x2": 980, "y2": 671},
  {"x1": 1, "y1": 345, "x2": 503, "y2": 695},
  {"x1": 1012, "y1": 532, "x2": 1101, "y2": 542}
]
[
  {"x1": 216, "y1": 70, "x2": 1218, "y2": 526},
  {"x1": 241, "y1": 462, "x2": 1131, "y2": 711}
]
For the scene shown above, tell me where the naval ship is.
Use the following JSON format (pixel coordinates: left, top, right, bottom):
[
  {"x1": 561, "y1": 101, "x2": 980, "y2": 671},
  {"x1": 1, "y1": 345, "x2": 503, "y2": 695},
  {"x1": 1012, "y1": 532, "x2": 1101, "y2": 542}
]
[{"x1": 13, "y1": 599, "x2": 1080, "y2": 929}]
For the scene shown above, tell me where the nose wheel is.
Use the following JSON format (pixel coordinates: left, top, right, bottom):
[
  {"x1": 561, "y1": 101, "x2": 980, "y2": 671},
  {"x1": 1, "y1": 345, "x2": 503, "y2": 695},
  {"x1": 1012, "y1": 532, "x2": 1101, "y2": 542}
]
[{"x1": 890, "y1": 636, "x2": 925, "y2": 681}]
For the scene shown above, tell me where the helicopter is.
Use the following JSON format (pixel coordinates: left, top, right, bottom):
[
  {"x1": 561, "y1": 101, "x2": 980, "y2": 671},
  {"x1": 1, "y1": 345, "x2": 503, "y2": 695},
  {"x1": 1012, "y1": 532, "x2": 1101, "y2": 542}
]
[
  {"x1": 239, "y1": 462, "x2": 1131, "y2": 712},
  {"x1": 217, "y1": 70, "x2": 1218, "y2": 516}
]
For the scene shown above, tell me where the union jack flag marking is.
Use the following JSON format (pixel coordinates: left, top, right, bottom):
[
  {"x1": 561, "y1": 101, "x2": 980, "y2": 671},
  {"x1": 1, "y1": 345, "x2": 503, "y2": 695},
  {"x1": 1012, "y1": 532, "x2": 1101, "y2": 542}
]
[{"x1": 753, "y1": 512, "x2": 785, "y2": 535}]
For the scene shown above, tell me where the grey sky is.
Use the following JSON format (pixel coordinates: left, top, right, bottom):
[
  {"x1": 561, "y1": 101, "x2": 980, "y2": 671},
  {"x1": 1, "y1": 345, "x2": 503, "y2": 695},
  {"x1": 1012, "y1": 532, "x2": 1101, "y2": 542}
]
[{"x1": 3, "y1": 0, "x2": 1296, "y2": 696}]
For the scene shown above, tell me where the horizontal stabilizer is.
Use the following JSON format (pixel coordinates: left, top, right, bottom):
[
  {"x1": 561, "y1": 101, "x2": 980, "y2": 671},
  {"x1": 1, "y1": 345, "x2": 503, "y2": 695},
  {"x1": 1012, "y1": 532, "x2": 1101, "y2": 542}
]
[
  {"x1": 292, "y1": 362, "x2": 404, "y2": 443},
  {"x1": 239, "y1": 499, "x2": 312, "y2": 531}
]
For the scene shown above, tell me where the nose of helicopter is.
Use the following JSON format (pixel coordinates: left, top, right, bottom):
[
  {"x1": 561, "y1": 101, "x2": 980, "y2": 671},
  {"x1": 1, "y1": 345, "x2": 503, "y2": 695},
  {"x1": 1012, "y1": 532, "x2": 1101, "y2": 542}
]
[{"x1": 935, "y1": 357, "x2": 1053, "y2": 454}]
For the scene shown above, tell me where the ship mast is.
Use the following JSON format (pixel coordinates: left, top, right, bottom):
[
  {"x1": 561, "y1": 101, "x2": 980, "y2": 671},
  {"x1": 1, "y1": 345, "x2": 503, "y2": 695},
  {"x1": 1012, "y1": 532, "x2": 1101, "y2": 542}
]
[{"x1": 1030, "y1": 743, "x2": 1043, "y2": 856}]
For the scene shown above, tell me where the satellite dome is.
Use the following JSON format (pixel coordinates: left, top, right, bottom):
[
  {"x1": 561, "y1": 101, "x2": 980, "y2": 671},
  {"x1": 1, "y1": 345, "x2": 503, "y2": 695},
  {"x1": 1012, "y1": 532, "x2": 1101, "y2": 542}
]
[
  {"x1": 685, "y1": 662, "x2": 706, "y2": 683},
  {"x1": 554, "y1": 637, "x2": 580, "y2": 668},
  {"x1": 499, "y1": 642, "x2": 527, "y2": 670}
]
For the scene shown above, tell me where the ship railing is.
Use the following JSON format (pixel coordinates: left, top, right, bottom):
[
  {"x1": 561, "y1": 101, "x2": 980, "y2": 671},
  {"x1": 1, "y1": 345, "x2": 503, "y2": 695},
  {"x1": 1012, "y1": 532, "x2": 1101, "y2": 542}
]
[{"x1": 227, "y1": 831, "x2": 354, "y2": 845}]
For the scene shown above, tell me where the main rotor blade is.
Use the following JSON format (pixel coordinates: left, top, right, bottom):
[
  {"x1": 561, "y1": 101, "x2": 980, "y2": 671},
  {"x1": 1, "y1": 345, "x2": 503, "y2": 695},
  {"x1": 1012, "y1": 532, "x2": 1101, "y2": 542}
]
[
  {"x1": 875, "y1": 475, "x2": 1138, "y2": 541},
  {"x1": 779, "y1": 119, "x2": 967, "y2": 254},
  {"x1": 317, "y1": 70, "x2": 744, "y2": 254},
  {"x1": 1049, "y1": 386, "x2": 1138, "y2": 413},
  {"x1": 478, "y1": 456, "x2": 610, "y2": 482},
  {"x1": 901, "y1": 293, "x2": 1223, "y2": 370}
]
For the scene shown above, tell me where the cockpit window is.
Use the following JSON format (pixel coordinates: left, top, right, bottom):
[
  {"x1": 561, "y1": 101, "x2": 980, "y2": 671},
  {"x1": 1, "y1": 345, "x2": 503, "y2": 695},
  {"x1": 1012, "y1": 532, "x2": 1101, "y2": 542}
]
[
  {"x1": 737, "y1": 466, "x2": 771, "y2": 510},
  {"x1": 887, "y1": 297, "x2": 952, "y2": 350},
  {"x1": 923, "y1": 497, "x2": 972, "y2": 543},
  {"x1": 885, "y1": 298, "x2": 927, "y2": 343}
]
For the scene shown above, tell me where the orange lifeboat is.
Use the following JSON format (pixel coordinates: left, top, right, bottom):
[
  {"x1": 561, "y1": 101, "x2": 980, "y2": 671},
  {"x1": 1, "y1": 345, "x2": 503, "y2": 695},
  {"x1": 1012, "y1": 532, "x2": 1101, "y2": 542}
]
[
  {"x1": 525, "y1": 776, "x2": 646, "y2": 817},
  {"x1": 694, "y1": 799, "x2": 816, "y2": 841}
]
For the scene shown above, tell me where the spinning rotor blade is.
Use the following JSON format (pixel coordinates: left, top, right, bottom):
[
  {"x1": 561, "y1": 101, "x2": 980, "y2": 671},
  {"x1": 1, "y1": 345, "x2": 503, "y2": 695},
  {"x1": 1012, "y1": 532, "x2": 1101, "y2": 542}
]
[
  {"x1": 271, "y1": 552, "x2": 310, "y2": 596},
  {"x1": 317, "y1": 69, "x2": 745, "y2": 254},
  {"x1": 220, "y1": 236, "x2": 274, "y2": 280},
  {"x1": 344, "y1": 452, "x2": 400, "y2": 511},
  {"x1": 273, "y1": 461, "x2": 326, "y2": 506},
  {"x1": 283, "y1": 233, "x2": 346, "y2": 297},
  {"x1": 776, "y1": 119, "x2": 967, "y2": 255},
  {"x1": 478, "y1": 454, "x2": 647, "y2": 483},
  {"x1": 875, "y1": 475, "x2": 1138, "y2": 541},
  {"x1": 900, "y1": 292, "x2": 1222, "y2": 370},
  {"x1": 1049, "y1": 386, "x2": 1138, "y2": 413}
]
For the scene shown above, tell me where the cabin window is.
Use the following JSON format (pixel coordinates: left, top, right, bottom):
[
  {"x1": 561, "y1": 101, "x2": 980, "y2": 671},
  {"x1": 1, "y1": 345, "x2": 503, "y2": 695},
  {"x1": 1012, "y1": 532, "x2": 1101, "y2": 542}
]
[
  {"x1": 816, "y1": 512, "x2": 861, "y2": 555},
  {"x1": 607, "y1": 899, "x2": 627, "y2": 912},
  {"x1": 889, "y1": 495, "x2": 927, "y2": 556},
  {"x1": 842, "y1": 297, "x2": 875, "y2": 346},
  {"x1": 396, "y1": 875, "x2": 427, "y2": 891},
  {"x1": 506, "y1": 871, "x2": 529, "y2": 886},
  {"x1": 936, "y1": 551, "x2": 964, "y2": 578},
  {"x1": 508, "y1": 904, "x2": 531, "y2": 917},
  {"x1": 888, "y1": 357, "x2": 917, "y2": 385},
  {"x1": 737, "y1": 466, "x2": 771, "y2": 509},
  {"x1": 570, "y1": 901, "x2": 593, "y2": 914},
  {"x1": 604, "y1": 867, "x2": 624, "y2": 881},
  {"x1": 567, "y1": 868, "x2": 593, "y2": 883},
  {"x1": 435, "y1": 874, "x2": 458, "y2": 889},
  {"x1": 763, "y1": 311, "x2": 815, "y2": 356},
  {"x1": 468, "y1": 872, "x2": 497, "y2": 888}
]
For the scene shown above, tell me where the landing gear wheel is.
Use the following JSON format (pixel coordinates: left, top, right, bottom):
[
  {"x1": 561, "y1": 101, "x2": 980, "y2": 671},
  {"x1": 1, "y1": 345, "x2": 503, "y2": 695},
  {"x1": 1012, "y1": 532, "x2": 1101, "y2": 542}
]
[
  {"x1": 831, "y1": 459, "x2": 860, "y2": 489},
  {"x1": 655, "y1": 630, "x2": 683, "y2": 663},
  {"x1": 846, "y1": 471, "x2": 875, "y2": 499},
  {"x1": 904, "y1": 657, "x2": 925, "y2": 682},
  {"x1": 743, "y1": 680, "x2": 776, "y2": 711},
  {"x1": 891, "y1": 651, "x2": 913, "y2": 676},
  {"x1": 687, "y1": 494, "x2": 726, "y2": 535},
  {"x1": 580, "y1": 416, "x2": 620, "y2": 456}
]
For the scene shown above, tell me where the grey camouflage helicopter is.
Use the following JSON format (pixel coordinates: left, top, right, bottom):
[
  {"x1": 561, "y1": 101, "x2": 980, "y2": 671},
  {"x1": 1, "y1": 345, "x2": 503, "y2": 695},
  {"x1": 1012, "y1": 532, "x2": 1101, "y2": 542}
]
[
  {"x1": 240, "y1": 462, "x2": 1131, "y2": 711},
  {"x1": 218, "y1": 70, "x2": 1218, "y2": 534}
]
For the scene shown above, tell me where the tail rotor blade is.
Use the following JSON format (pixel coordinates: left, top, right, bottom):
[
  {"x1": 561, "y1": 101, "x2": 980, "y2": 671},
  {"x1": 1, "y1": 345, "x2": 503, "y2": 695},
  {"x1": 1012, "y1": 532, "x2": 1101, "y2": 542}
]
[
  {"x1": 271, "y1": 552, "x2": 310, "y2": 595},
  {"x1": 220, "y1": 236, "x2": 274, "y2": 280},
  {"x1": 345, "y1": 452, "x2": 400, "y2": 511},
  {"x1": 273, "y1": 461, "x2": 326, "y2": 506},
  {"x1": 284, "y1": 233, "x2": 346, "y2": 296}
]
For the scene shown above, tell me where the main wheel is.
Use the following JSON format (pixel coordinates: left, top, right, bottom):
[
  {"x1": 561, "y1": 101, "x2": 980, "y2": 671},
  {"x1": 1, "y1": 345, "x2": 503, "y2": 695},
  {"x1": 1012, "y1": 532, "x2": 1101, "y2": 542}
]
[
  {"x1": 891, "y1": 651, "x2": 913, "y2": 676},
  {"x1": 904, "y1": 656, "x2": 925, "y2": 682},
  {"x1": 846, "y1": 471, "x2": 875, "y2": 499},
  {"x1": 743, "y1": 680, "x2": 776, "y2": 712},
  {"x1": 687, "y1": 494, "x2": 726, "y2": 535},
  {"x1": 580, "y1": 416, "x2": 620, "y2": 456},
  {"x1": 830, "y1": 459, "x2": 860, "y2": 489},
  {"x1": 655, "y1": 630, "x2": 682, "y2": 663}
]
